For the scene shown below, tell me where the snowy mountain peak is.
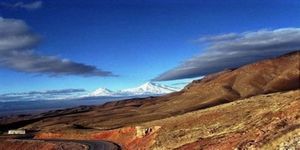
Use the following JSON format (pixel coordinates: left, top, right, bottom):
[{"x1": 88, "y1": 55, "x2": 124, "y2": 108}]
[
  {"x1": 140, "y1": 82, "x2": 163, "y2": 88},
  {"x1": 138, "y1": 82, "x2": 159, "y2": 90},
  {"x1": 90, "y1": 88, "x2": 114, "y2": 96},
  {"x1": 91, "y1": 82, "x2": 180, "y2": 97},
  {"x1": 142, "y1": 81, "x2": 153, "y2": 86},
  {"x1": 120, "y1": 82, "x2": 179, "y2": 95}
]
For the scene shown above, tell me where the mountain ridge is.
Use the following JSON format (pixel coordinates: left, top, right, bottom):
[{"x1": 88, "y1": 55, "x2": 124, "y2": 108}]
[
  {"x1": 90, "y1": 82, "x2": 180, "y2": 97},
  {"x1": 90, "y1": 88, "x2": 114, "y2": 97}
]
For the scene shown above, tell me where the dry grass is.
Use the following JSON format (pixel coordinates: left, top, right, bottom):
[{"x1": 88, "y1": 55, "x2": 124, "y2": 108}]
[{"x1": 137, "y1": 90, "x2": 300, "y2": 149}]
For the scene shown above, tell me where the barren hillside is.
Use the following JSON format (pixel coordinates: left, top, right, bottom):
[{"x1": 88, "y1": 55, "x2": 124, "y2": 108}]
[{"x1": 1, "y1": 51, "x2": 299, "y2": 150}]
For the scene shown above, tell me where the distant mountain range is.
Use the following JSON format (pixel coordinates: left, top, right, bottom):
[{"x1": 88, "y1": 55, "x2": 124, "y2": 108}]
[{"x1": 90, "y1": 82, "x2": 180, "y2": 97}]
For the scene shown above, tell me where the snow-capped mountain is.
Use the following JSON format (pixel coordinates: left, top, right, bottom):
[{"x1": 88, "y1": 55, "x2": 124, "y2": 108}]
[
  {"x1": 90, "y1": 88, "x2": 114, "y2": 97},
  {"x1": 90, "y1": 82, "x2": 180, "y2": 97},
  {"x1": 119, "y1": 82, "x2": 179, "y2": 96}
]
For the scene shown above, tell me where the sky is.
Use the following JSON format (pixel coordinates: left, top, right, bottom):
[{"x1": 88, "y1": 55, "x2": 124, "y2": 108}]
[{"x1": 0, "y1": 0, "x2": 300, "y2": 98}]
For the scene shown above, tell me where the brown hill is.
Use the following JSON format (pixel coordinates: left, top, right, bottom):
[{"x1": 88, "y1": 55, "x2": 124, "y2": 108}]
[{"x1": 146, "y1": 90, "x2": 300, "y2": 149}]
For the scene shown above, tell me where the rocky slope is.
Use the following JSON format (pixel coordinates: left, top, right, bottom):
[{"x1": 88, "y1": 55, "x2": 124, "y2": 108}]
[{"x1": 145, "y1": 90, "x2": 300, "y2": 149}]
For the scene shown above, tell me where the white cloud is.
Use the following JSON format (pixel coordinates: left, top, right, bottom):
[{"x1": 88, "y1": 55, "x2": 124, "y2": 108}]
[
  {"x1": 0, "y1": 17, "x2": 115, "y2": 77},
  {"x1": 0, "y1": 89, "x2": 87, "y2": 102},
  {"x1": 154, "y1": 28, "x2": 300, "y2": 81},
  {"x1": 0, "y1": 17, "x2": 40, "y2": 51},
  {"x1": 0, "y1": 1, "x2": 42, "y2": 10}
]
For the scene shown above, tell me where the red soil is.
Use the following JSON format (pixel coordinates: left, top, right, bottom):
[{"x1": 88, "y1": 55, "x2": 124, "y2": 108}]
[{"x1": 35, "y1": 126, "x2": 160, "y2": 150}]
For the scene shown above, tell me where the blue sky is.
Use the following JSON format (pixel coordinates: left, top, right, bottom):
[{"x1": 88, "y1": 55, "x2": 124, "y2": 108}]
[{"x1": 0, "y1": 0, "x2": 299, "y2": 94}]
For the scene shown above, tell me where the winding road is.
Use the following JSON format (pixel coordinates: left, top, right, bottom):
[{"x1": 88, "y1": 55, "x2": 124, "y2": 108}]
[
  {"x1": 36, "y1": 139, "x2": 121, "y2": 150},
  {"x1": 10, "y1": 134, "x2": 121, "y2": 150}
]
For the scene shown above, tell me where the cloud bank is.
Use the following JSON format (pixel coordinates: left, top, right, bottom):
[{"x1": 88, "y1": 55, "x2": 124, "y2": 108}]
[
  {"x1": 0, "y1": 89, "x2": 86, "y2": 102},
  {"x1": 0, "y1": 1, "x2": 42, "y2": 10},
  {"x1": 0, "y1": 17, "x2": 114, "y2": 77},
  {"x1": 154, "y1": 28, "x2": 300, "y2": 81}
]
